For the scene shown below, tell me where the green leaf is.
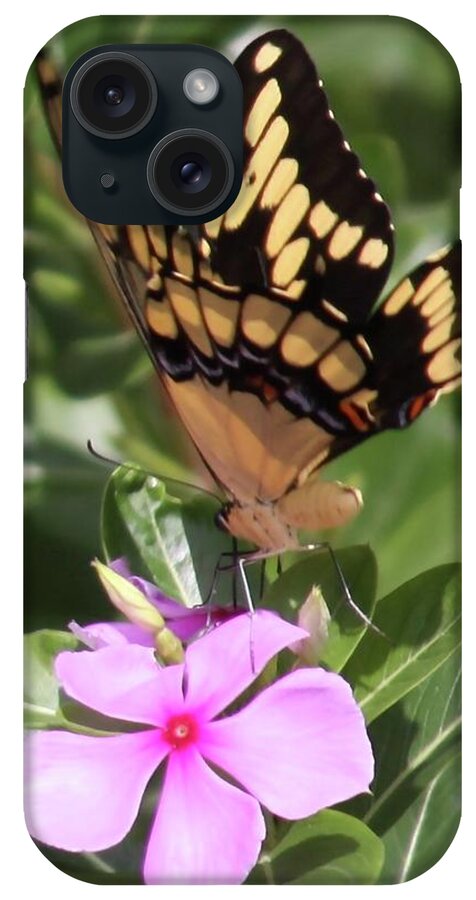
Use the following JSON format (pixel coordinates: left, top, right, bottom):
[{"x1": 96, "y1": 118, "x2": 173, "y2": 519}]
[
  {"x1": 101, "y1": 467, "x2": 232, "y2": 608},
  {"x1": 263, "y1": 545, "x2": 378, "y2": 672},
  {"x1": 24, "y1": 630, "x2": 78, "y2": 728},
  {"x1": 364, "y1": 651, "x2": 461, "y2": 883},
  {"x1": 36, "y1": 848, "x2": 131, "y2": 886},
  {"x1": 343, "y1": 564, "x2": 460, "y2": 722},
  {"x1": 248, "y1": 810, "x2": 384, "y2": 885},
  {"x1": 54, "y1": 331, "x2": 149, "y2": 397},
  {"x1": 30, "y1": 268, "x2": 83, "y2": 304},
  {"x1": 24, "y1": 432, "x2": 107, "y2": 631},
  {"x1": 379, "y1": 753, "x2": 460, "y2": 883}
]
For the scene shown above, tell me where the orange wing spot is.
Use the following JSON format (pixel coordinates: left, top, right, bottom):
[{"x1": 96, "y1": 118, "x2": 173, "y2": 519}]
[
  {"x1": 339, "y1": 399, "x2": 370, "y2": 432},
  {"x1": 409, "y1": 391, "x2": 437, "y2": 421},
  {"x1": 243, "y1": 374, "x2": 279, "y2": 404},
  {"x1": 262, "y1": 382, "x2": 279, "y2": 403}
]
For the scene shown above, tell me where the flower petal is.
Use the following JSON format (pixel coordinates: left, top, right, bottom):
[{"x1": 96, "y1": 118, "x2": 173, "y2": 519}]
[
  {"x1": 110, "y1": 558, "x2": 178, "y2": 614},
  {"x1": 25, "y1": 730, "x2": 167, "y2": 852},
  {"x1": 199, "y1": 668, "x2": 374, "y2": 819},
  {"x1": 184, "y1": 609, "x2": 307, "y2": 719},
  {"x1": 163, "y1": 606, "x2": 241, "y2": 642},
  {"x1": 143, "y1": 746, "x2": 265, "y2": 884},
  {"x1": 70, "y1": 621, "x2": 155, "y2": 649},
  {"x1": 108, "y1": 559, "x2": 239, "y2": 641},
  {"x1": 56, "y1": 645, "x2": 185, "y2": 726},
  {"x1": 164, "y1": 608, "x2": 211, "y2": 641},
  {"x1": 109, "y1": 556, "x2": 133, "y2": 578},
  {"x1": 96, "y1": 621, "x2": 156, "y2": 646}
]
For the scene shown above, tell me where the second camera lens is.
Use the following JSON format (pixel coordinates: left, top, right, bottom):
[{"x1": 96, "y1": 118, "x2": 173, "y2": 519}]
[
  {"x1": 147, "y1": 129, "x2": 234, "y2": 216},
  {"x1": 172, "y1": 154, "x2": 212, "y2": 194},
  {"x1": 180, "y1": 162, "x2": 202, "y2": 185}
]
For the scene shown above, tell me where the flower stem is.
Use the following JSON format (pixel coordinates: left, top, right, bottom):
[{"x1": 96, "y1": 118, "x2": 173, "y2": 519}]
[
  {"x1": 259, "y1": 853, "x2": 275, "y2": 885},
  {"x1": 264, "y1": 810, "x2": 278, "y2": 849},
  {"x1": 255, "y1": 811, "x2": 279, "y2": 883}
]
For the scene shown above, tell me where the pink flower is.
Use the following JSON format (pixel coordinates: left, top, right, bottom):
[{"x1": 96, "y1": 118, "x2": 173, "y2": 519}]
[
  {"x1": 25, "y1": 611, "x2": 373, "y2": 884},
  {"x1": 72, "y1": 557, "x2": 242, "y2": 649}
]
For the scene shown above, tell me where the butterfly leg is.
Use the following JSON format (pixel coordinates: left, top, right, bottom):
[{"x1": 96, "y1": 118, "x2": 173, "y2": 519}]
[
  {"x1": 203, "y1": 542, "x2": 253, "y2": 625},
  {"x1": 232, "y1": 537, "x2": 239, "y2": 609},
  {"x1": 238, "y1": 543, "x2": 386, "y2": 638},
  {"x1": 203, "y1": 550, "x2": 234, "y2": 626},
  {"x1": 235, "y1": 554, "x2": 258, "y2": 671},
  {"x1": 205, "y1": 550, "x2": 254, "y2": 609},
  {"x1": 201, "y1": 548, "x2": 257, "y2": 666},
  {"x1": 302, "y1": 542, "x2": 384, "y2": 635}
]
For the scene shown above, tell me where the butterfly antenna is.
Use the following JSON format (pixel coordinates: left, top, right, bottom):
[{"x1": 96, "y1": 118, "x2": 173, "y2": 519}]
[
  {"x1": 86, "y1": 439, "x2": 127, "y2": 469},
  {"x1": 86, "y1": 439, "x2": 223, "y2": 503}
]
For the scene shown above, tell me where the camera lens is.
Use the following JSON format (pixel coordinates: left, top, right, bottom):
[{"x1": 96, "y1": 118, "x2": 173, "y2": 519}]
[
  {"x1": 70, "y1": 52, "x2": 157, "y2": 139},
  {"x1": 173, "y1": 154, "x2": 212, "y2": 194},
  {"x1": 104, "y1": 86, "x2": 124, "y2": 106},
  {"x1": 180, "y1": 161, "x2": 202, "y2": 185},
  {"x1": 147, "y1": 129, "x2": 234, "y2": 216}
]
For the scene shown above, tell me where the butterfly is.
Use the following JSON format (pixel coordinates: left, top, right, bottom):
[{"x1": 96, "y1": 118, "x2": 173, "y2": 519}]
[{"x1": 37, "y1": 28, "x2": 461, "y2": 553}]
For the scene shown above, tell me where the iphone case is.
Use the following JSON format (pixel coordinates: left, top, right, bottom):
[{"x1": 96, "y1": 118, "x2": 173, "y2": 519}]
[{"x1": 24, "y1": 15, "x2": 461, "y2": 886}]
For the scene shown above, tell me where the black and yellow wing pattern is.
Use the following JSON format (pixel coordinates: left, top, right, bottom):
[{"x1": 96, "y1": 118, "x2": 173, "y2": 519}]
[{"x1": 36, "y1": 29, "x2": 461, "y2": 551}]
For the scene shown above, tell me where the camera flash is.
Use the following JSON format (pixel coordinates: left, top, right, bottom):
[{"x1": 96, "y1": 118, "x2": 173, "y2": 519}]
[{"x1": 183, "y1": 69, "x2": 219, "y2": 105}]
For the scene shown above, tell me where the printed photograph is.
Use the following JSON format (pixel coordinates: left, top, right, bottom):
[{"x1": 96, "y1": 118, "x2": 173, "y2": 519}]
[{"x1": 24, "y1": 15, "x2": 461, "y2": 885}]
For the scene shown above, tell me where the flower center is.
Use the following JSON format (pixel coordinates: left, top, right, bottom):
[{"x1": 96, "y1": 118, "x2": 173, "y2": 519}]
[{"x1": 163, "y1": 713, "x2": 198, "y2": 750}]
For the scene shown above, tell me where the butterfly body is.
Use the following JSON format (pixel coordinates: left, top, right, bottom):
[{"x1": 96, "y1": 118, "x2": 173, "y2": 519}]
[
  {"x1": 36, "y1": 29, "x2": 461, "y2": 552},
  {"x1": 161, "y1": 355, "x2": 364, "y2": 549}
]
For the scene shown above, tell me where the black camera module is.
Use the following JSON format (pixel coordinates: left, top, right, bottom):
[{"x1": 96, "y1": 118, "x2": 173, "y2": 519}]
[
  {"x1": 70, "y1": 51, "x2": 158, "y2": 139},
  {"x1": 63, "y1": 43, "x2": 243, "y2": 222},
  {"x1": 147, "y1": 129, "x2": 234, "y2": 216}
]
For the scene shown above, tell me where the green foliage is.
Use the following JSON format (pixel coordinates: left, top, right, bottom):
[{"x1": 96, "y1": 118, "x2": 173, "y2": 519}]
[
  {"x1": 25, "y1": 473, "x2": 461, "y2": 884},
  {"x1": 249, "y1": 810, "x2": 384, "y2": 884},
  {"x1": 24, "y1": 630, "x2": 78, "y2": 729},
  {"x1": 343, "y1": 564, "x2": 461, "y2": 722},
  {"x1": 263, "y1": 544, "x2": 378, "y2": 672},
  {"x1": 365, "y1": 651, "x2": 461, "y2": 882},
  {"x1": 101, "y1": 466, "x2": 232, "y2": 607}
]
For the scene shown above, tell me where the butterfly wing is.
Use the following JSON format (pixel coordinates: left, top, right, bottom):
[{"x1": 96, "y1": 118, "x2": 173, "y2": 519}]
[
  {"x1": 205, "y1": 29, "x2": 395, "y2": 325},
  {"x1": 362, "y1": 242, "x2": 461, "y2": 429},
  {"x1": 147, "y1": 28, "x2": 400, "y2": 500},
  {"x1": 35, "y1": 31, "x2": 460, "y2": 518}
]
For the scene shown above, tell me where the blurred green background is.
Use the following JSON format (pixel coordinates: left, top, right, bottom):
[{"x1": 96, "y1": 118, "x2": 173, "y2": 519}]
[{"x1": 24, "y1": 15, "x2": 461, "y2": 632}]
